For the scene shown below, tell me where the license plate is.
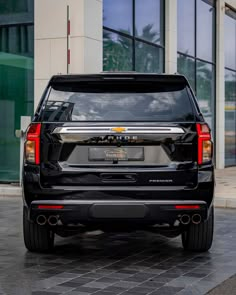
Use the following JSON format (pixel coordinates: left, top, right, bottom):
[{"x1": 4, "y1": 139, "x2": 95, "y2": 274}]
[
  {"x1": 89, "y1": 147, "x2": 144, "y2": 161},
  {"x1": 104, "y1": 148, "x2": 128, "y2": 161}
]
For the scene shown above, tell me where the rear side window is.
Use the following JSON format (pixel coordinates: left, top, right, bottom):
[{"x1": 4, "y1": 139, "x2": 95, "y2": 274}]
[{"x1": 40, "y1": 82, "x2": 195, "y2": 122}]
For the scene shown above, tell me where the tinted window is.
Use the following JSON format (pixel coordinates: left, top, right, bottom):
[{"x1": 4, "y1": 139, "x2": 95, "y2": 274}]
[
  {"x1": 135, "y1": 0, "x2": 163, "y2": 45},
  {"x1": 103, "y1": 0, "x2": 133, "y2": 34},
  {"x1": 135, "y1": 41, "x2": 163, "y2": 73},
  {"x1": 177, "y1": 0, "x2": 195, "y2": 56},
  {"x1": 103, "y1": 30, "x2": 133, "y2": 71},
  {"x1": 225, "y1": 9, "x2": 236, "y2": 70},
  {"x1": 103, "y1": 0, "x2": 164, "y2": 73},
  {"x1": 0, "y1": 0, "x2": 34, "y2": 182},
  {"x1": 225, "y1": 69, "x2": 236, "y2": 166},
  {"x1": 197, "y1": 0, "x2": 215, "y2": 62},
  {"x1": 196, "y1": 60, "x2": 215, "y2": 131},
  {"x1": 42, "y1": 83, "x2": 194, "y2": 122},
  {"x1": 0, "y1": 0, "x2": 28, "y2": 14},
  {"x1": 177, "y1": 54, "x2": 195, "y2": 90}
]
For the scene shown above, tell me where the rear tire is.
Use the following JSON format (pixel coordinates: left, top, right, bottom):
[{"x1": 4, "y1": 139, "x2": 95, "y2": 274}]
[
  {"x1": 182, "y1": 206, "x2": 214, "y2": 252},
  {"x1": 23, "y1": 207, "x2": 55, "y2": 252}
]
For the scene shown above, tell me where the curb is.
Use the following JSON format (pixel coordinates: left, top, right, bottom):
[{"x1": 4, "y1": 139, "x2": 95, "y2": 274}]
[
  {"x1": 0, "y1": 186, "x2": 22, "y2": 197},
  {"x1": 0, "y1": 186, "x2": 235, "y2": 209},
  {"x1": 214, "y1": 196, "x2": 236, "y2": 209}
]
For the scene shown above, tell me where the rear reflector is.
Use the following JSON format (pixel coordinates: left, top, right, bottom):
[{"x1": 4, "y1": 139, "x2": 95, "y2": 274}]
[
  {"x1": 38, "y1": 205, "x2": 64, "y2": 209},
  {"x1": 175, "y1": 205, "x2": 200, "y2": 209}
]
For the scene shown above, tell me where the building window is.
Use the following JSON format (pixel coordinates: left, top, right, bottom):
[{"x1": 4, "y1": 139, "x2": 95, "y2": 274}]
[
  {"x1": 0, "y1": 0, "x2": 29, "y2": 14},
  {"x1": 0, "y1": 0, "x2": 34, "y2": 182},
  {"x1": 225, "y1": 8, "x2": 236, "y2": 166},
  {"x1": 103, "y1": 0, "x2": 164, "y2": 73},
  {"x1": 177, "y1": 0, "x2": 216, "y2": 134}
]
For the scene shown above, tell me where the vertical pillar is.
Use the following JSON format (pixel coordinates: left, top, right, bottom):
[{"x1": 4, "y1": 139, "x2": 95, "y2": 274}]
[
  {"x1": 215, "y1": 0, "x2": 225, "y2": 169},
  {"x1": 34, "y1": 0, "x2": 103, "y2": 109},
  {"x1": 165, "y1": 0, "x2": 177, "y2": 74},
  {"x1": 69, "y1": 0, "x2": 103, "y2": 74}
]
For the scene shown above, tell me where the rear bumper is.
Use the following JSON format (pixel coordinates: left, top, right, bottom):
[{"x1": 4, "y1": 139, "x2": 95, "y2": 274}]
[
  {"x1": 24, "y1": 165, "x2": 214, "y2": 225},
  {"x1": 29, "y1": 200, "x2": 209, "y2": 225}
]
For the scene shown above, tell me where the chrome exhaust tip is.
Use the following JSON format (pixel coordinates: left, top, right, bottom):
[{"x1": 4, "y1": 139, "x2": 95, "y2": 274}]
[
  {"x1": 180, "y1": 214, "x2": 191, "y2": 225},
  {"x1": 36, "y1": 215, "x2": 47, "y2": 226},
  {"x1": 192, "y1": 214, "x2": 202, "y2": 225},
  {"x1": 48, "y1": 215, "x2": 58, "y2": 226}
]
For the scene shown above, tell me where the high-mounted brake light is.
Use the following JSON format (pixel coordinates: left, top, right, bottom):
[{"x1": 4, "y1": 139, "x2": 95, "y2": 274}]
[
  {"x1": 25, "y1": 123, "x2": 41, "y2": 164},
  {"x1": 196, "y1": 123, "x2": 212, "y2": 165}
]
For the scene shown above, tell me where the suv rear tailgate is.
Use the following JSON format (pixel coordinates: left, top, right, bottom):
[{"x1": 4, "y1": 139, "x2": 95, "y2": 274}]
[
  {"x1": 40, "y1": 122, "x2": 198, "y2": 189},
  {"x1": 37, "y1": 74, "x2": 199, "y2": 191}
]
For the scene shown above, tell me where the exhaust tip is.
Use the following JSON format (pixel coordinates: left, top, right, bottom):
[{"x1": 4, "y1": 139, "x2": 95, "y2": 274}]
[
  {"x1": 48, "y1": 215, "x2": 58, "y2": 226},
  {"x1": 192, "y1": 214, "x2": 202, "y2": 225},
  {"x1": 36, "y1": 215, "x2": 47, "y2": 226},
  {"x1": 180, "y1": 214, "x2": 191, "y2": 225}
]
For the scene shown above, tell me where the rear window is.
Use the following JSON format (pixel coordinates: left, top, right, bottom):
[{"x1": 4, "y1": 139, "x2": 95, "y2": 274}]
[{"x1": 41, "y1": 82, "x2": 195, "y2": 122}]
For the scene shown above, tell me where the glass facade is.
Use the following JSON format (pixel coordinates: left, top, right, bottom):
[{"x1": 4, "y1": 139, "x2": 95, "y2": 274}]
[
  {"x1": 225, "y1": 8, "x2": 236, "y2": 166},
  {"x1": 0, "y1": 0, "x2": 34, "y2": 182},
  {"x1": 177, "y1": 0, "x2": 216, "y2": 134},
  {"x1": 103, "y1": 0, "x2": 164, "y2": 72},
  {"x1": 177, "y1": 0, "x2": 195, "y2": 56}
]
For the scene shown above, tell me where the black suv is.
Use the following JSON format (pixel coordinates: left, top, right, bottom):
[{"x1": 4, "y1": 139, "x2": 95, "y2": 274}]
[{"x1": 23, "y1": 74, "x2": 214, "y2": 252}]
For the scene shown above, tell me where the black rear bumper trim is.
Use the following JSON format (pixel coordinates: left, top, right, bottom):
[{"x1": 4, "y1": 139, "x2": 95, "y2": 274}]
[
  {"x1": 32, "y1": 200, "x2": 206, "y2": 205},
  {"x1": 29, "y1": 200, "x2": 208, "y2": 225}
]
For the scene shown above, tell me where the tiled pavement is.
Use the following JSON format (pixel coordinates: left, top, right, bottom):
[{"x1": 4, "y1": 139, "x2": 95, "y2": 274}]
[
  {"x1": 0, "y1": 198, "x2": 236, "y2": 295},
  {"x1": 215, "y1": 167, "x2": 236, "y2": 208}
]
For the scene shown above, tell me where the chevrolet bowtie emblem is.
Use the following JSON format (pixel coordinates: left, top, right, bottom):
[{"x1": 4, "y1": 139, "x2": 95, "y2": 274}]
[{"x1": 111, "y1": 127, "x2": 127, "y2": 133}]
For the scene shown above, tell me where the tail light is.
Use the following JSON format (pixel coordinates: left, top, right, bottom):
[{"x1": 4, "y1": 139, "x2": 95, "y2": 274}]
[
  {"x1": 196, "y1": 123, "x2": 212, "y2": 165},
  {"x1": 25, "y1": 123, "x2": 41, "y2": 164}
]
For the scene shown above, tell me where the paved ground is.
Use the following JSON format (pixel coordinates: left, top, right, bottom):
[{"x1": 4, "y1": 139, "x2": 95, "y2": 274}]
[
  {"x1": 215, "y1": 167, "x2": 236, "y2": 208},
  {"x1": 215, "y1": 167, "x2": 236, "y2": 198},
  {"x1": 207, "y1": 274, "x2": 236, "y2": 295},
  {"x1": 0, "y1": 198, "x2": 236, "y2": 295}
]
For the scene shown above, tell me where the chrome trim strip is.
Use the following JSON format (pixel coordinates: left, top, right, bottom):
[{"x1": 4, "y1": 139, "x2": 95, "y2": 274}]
[
  {"x1": 49, "y1": 186, "x2": 188, "y2": 191},
  {"x1": 32, "y1": 200, "x2": 206, "y2": 206},
  {"x1": 53, "y1": 126, "x2": 185, "y2": 134}
]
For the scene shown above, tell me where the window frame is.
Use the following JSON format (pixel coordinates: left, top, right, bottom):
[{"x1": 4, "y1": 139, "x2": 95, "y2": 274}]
[
  {"x1": 224, "y1": 6, "x2": 236, "y2": 167},
  {"x1": 103, "y1": 0, "x2": 165, "y2": 72},
  {"x1": 177, "y1": 0, "x2": 216, "y2": 142}
]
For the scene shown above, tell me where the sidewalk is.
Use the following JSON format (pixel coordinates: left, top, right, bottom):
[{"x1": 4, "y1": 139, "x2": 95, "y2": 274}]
[
  {"x1": 215, "y1": 167, "x2": 236, "y2": 208},
  {"x1": 0, "y1": 168, "x2": 235, "y2": 208},
  {"x1": 0, "y1": 184, "x2": 21, "y2": 197}
]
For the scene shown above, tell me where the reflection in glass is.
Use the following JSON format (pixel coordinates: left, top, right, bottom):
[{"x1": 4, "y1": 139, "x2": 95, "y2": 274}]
[
  {"x1": 135, "y1": 41, "x2": 163, "y2": 73},
  {"x1": 177, "y1": 54, "x2": 195, "y2": 90},
  {"x1": 0, "y1": 0, "x2": 28, "y2": 14},
  {"x1": 225, "y1": 11, "x2": 236, "y2": 70},
  {"x1": 135, "y1": 0, "x2": 163, "y2": 45},
  {"x1": 196, "y1": 61, "x2": 215, "y2": 133},
  {"x1": 103, "y1": 0, "x2": 133, "y2": 35},
  {"x1": 0, "y1": 0, "x2": 34, "y2": 181},
  {"x1": 225, "y1": 70, "x2": 236, "y2": 166},
  {"x1": 103, "y1": 0, "x2": 164, "y2": 73},
  {"x1": 44, "y1": 87, "x2": 194, "y2": 122},
  {"x1": 0, "y1": 25, "x2": 34, "y2": 57},
  {"x1": 177, "y1": 0, "x2": 195, "y2": 56},
  {"x1": 197, "y1": 0, "x2": 215, "y2": 62},
  {"x1": 103, "y1": 30, "x2": 133, "y2": 71}
]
